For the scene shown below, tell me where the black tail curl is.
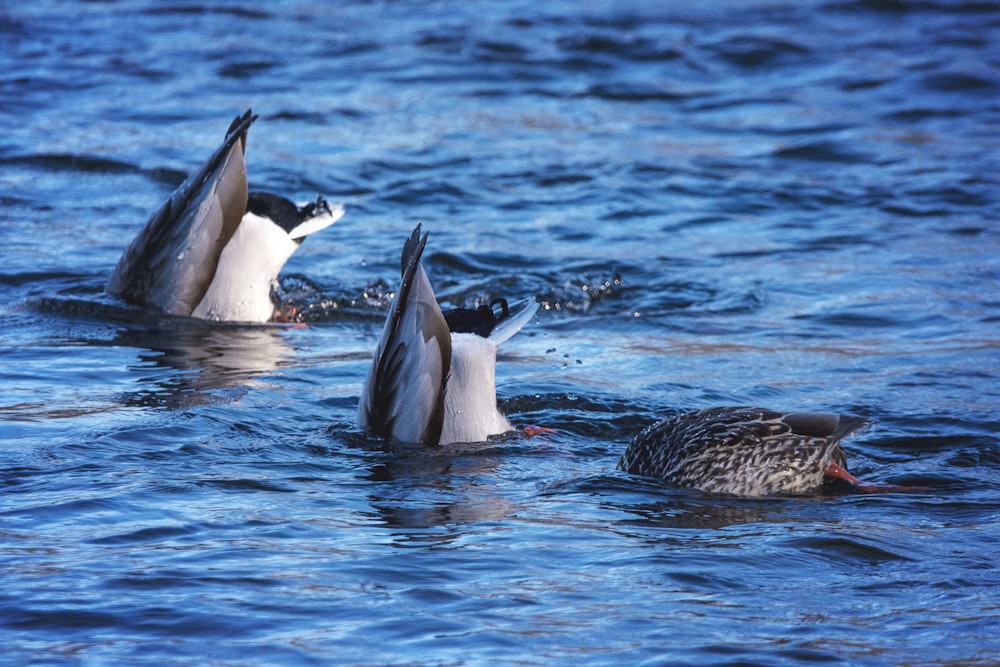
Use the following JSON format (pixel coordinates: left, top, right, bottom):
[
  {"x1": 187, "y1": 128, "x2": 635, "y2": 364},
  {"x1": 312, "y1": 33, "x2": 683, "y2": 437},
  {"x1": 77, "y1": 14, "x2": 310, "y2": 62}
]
[{"x1": 443, "y1": 297, "x2": 510, "y2": 337}]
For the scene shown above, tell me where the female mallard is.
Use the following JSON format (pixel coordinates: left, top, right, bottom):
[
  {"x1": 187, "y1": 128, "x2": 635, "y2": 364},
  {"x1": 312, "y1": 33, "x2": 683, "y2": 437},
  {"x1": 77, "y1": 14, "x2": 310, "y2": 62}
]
[
  {"x1": 358, "y1": 224, "x2": 537, "y2": 445},
  {"x1": 617, "y1": 406, "x2": 879, "y2": 496},
  {"x1": 107, "y1": 109, "x2": 342, "y2": 323}
]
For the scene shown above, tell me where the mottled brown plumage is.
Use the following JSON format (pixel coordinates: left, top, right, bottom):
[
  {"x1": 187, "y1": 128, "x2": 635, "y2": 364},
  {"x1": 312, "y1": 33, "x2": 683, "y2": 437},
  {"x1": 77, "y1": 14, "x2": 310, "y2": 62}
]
[{"x1": 617, "y1": 406, "x2": 870, "y2": 496}]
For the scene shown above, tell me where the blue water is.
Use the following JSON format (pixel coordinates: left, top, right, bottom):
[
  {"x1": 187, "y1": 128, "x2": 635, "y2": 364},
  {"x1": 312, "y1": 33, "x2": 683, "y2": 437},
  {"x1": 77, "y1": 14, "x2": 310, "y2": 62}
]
[{"x1": 2, "y1": 1, "x2": 1000, "y2": 664}]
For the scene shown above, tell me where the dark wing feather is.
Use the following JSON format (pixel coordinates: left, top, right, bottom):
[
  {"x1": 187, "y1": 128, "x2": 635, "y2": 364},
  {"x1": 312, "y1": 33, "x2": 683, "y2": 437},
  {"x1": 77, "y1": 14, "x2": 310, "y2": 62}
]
[
  {"x1": 781, "y1": 411, "x2": 869, "y2": 441},
  {"x1": 358, "y1": 225, "x2": 451, "y2": 444},
  {"x1": 107, "y1": 109, "x2": 257, "y2": 315}
]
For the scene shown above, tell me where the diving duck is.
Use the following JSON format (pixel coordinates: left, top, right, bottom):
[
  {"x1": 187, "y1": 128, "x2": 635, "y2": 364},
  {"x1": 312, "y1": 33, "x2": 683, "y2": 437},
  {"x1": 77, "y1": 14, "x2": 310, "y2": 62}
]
[
  {"x1": 107, "y1": 109, "x2": 343, "y2": 323},
  {"x1": 617, "y1": 406, "x2": 883, "y2": 496},
  {"x1": 358, "y1": 224, "x2": 537, "y2": 445}
]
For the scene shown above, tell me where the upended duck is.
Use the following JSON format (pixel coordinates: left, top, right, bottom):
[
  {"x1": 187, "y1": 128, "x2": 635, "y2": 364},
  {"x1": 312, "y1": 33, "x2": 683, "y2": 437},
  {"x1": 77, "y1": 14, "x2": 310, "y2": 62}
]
[
  {"x1": 618, "y1": 406, "x2": 910, "y2": 496},
  {"x1": 107, "y1": 109, "x2": 343, "y2": 323},
  {"x1": 358, "y1": 225, "x2": 538, "y2": 445}
]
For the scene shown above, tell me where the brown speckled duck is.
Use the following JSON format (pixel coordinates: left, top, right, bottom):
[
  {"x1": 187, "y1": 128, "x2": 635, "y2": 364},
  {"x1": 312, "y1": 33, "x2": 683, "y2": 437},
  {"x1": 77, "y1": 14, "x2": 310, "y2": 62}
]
[{"x1": 617, "y1": 406, "x2": 898, "y2": 496}]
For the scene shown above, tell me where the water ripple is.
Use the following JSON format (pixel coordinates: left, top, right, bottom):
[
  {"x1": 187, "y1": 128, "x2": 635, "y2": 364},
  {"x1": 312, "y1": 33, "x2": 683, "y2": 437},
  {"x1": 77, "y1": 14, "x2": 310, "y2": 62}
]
[{"x1": 2, "y1": 0, "x2": 999, "y2": 664}]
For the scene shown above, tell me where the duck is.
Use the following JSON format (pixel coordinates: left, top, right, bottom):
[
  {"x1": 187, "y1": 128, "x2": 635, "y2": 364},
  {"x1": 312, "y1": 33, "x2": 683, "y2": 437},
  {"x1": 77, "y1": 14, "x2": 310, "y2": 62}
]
[
  {"x1": 358, "y1": 224, "x2": 538, "y2": 445},
  {"x1": 617, "y1": 406, "x2": 891, "y2": 496},
  {"x1": 106, "y1": 109, "x2": 343, "y2": 323}
]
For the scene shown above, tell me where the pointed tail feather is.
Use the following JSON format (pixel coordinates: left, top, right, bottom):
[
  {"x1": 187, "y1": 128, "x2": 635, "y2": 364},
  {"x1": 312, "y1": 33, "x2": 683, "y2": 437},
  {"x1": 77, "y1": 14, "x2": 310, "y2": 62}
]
[{"x1": 489, "y1": 298, "x2": 538, "y2": 345}]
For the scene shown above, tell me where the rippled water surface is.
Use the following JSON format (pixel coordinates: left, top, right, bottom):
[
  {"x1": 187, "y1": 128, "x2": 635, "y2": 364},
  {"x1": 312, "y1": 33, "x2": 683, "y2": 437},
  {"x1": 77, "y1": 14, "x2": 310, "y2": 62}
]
[{"x1": 2, "y1": 1, "x2": 1000, "y2": 665}]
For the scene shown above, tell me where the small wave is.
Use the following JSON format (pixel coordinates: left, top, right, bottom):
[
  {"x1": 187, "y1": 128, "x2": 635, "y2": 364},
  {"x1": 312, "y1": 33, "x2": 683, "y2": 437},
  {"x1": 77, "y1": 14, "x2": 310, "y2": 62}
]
[
  {"x1": 198, "y1": 478, "x2": 297, "y2": 493},
  {"x1": 0, "y1": 153, "x2": 138, "y2": 175},
  {"x1": 770, "y1": 141, "x2": 874, "y2": 163},
  {"x1": 473, "y1": 38, "x2": 531, "y2": 63},
  {"x1": 779, "y1": 533, "x2": 916, "y2": 564},
  {"x1": 26, "y1": 293, "x2": 159, "y2": 327},
  {"x1": 145, "y1": 5, "x2": 271, "y2": 19},
  {"x1": 883, "y1": 107, "x2": 964, "y2": 122},
  {"x1": 0, "y1": 152, "x2": 186, "y2": 188},
  {"x1": 89, "y1": 524, "x2": 198, "y2": 546},
  {"x1": 576, "y1": 82, "x2": 690, "y2": 103},
  {"x1": 217, "y1": 59, "x2": 278, "y2": 80},
  {"x1": 501, "y1": 391, "x2": 654, "y2": 440},
  {"x1": 382, "y1": 180, "x2": 471, "y2": 206},
  {"x1": 708, "y1": 34, "x2": 811, "y2": 68},
  {"x1": 536, "y1": 266, "x2": 628, "y2": 315},
  {"x1": 1, "y1": 270, "x2": 95, "y2": 289},
  {"x1": 276, "y1": 274, "x2": 396, "y2": 324},
  {"x1": 358, "y1": 157, "x2": 471, "y2": 179},
  {"x1": 827, "y1": 0, "x2": 1000, "y2": 15},
  {"x1": 555, "y1": 34, "x2": 683, "y2": 63},
  {"x1": 922, "y1": 70, "x2": 999, "y2": 94}
]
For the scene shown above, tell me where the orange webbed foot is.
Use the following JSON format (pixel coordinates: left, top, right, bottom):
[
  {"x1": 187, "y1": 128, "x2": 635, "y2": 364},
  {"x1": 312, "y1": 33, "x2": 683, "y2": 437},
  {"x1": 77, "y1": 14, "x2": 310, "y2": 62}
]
[
  {"x1": 523, "y1": 425, "x2": 556, "y2": 437},
  {"x1": 825, "y1": 463, "x2": 929, "y2": 494},
  {"x1": 273, "y1": 306, "x2": 308, "y2": 327}
]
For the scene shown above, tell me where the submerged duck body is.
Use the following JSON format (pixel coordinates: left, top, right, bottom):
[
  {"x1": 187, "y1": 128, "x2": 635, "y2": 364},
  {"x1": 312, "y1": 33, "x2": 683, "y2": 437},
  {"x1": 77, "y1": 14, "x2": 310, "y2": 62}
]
[
  {"x1": 358, "y1": 225, "x2": 537, "y2": 445},
  {"x1": 617, "y1": 406, "x2": 870, "y2": 496},
  {"x1": 106, "y1": 109, "x2": 343, "y2": 323}
]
